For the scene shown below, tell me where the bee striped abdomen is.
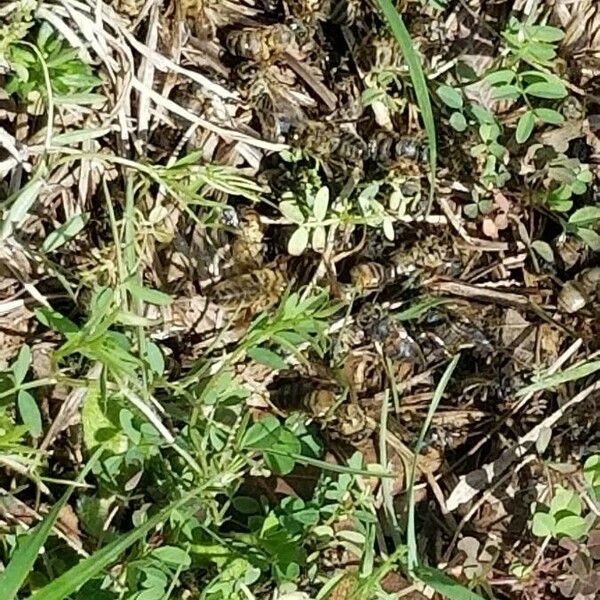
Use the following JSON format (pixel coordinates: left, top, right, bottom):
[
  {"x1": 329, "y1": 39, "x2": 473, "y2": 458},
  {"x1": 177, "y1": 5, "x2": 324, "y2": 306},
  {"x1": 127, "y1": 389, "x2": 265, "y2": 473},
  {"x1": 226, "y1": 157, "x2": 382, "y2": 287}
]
[
  {"x1": 207, "y1": 268, "x2": 287, "y2": 312},
  {"x1": 225, "y1": 24, "x2": 294, "y2": 62}
]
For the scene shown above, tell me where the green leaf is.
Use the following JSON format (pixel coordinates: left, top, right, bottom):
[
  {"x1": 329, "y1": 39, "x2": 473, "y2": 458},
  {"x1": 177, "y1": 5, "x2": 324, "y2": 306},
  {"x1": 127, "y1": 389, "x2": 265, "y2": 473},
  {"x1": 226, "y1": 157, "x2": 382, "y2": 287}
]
[
  {"x1": 264, "y1": 429, "x2": 301, "y2": 476},
  {"x1": 517, "y1": 360, "x2": 600, "y2": 396},
  {"x1": 531, "y1": 240, "x2": 554, "y2": 262},
  {"x1": 144, "y1": 342, "x2": 165, "y2": 376},
  {"x1": 516, "y1": 110, "x2": 535, "y2": 144},
  {"x1": 35, "y1": 307, "x2": 79, "y2": 335},
  {"x1": 437, "y1": 84, "x2": 463, "y2": 109},
  {"x1": 449, "y1": 111, "x2": 467, "y2": 132},
  {"x1": 82, "y1": 385, "x2": 127, "y2": 453},
  {"x1": 532, "y1": 512, "x2": 555, "y2": 537},
  {"x1": 530, "y1": 25, "x2": 564, "y2": 43},
  {"x1": 483, "y1": 69, "x2": 516, "y2": 85},
  {"x1": 311, "y1": 225, "x2": 326, "y2": 253},
  {"x1": 525, "y1": 81, "x2": 568, "y2": 99},
  {"x1": 415, "y1": 565, "x2": 486, "y2": 600},
  {"x1": 242, "y1": 415, "x2": 281, "y2": 448},
  {"x1": 470, "y1": 104, "x2": 495, "y2": 124},
  {"x1": 576, "y1": 228, "x2": 600, "y2": 251},
  {"x1": 125, "y1": 281, "x2": 172, "y2": 306},
  {"x1": 279, "y1": 200, "x2": 304, "y2": 224},
  {"x1": 151, "y1": 546, "x2": 191, "y2": 567},
  {"x1": 23, "y1": 492, "x2": 195, "y2": 600},
  {"x1": 568, "y1": 206, "x2": 600, "y2": 227},
  {"x1": 12, "y1": 345, "x2": 31, "y2": 385},
  {"x1": 534, "y1": 108, "x2": 564, "y2": 125},
  {"x1": 312, "y1": 186, "x2": 329, "y2": 221},
  {"x1": 583, "y1": 455, "x2": 600, "y2": 498},
  {"x1": 42, "y1": 213, "x2": 90, "y2": 252},
  {"x1": 550, "y1": 486, "x2": 582, "y2": 516},
  {"x1": 247, "y1": 347, "x2": 287, "y2": 370},
  {"x1": 554, "y1": 515, "x2": 589, "y2": 540},
  {"x1": 0, "y1": 452, "x2": 100, "y2": 600},
  {"x1": 287, "y1": 226, "x2": 309, "y2": 256},
  {"x1": 0, "y1": 179, "x2": 44, "y2": 242},
  {"x1": 17, "y1": 390, "x2": 42, "y2": 437},
  {"x1": 491, "y1": 84, "x2": 520, "y2": 100}
]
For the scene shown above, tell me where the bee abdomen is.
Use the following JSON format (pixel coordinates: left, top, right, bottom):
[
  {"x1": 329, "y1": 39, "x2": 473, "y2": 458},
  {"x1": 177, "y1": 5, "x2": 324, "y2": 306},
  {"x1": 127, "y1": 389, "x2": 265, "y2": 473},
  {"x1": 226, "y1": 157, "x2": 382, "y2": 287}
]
[
  {"x1": 367, "y1": 132, "x2": 428, "y2": 165},
  {"x1": 207, "y1": 268, "x2": 286, "y2": 311},
  {"x1": 350, "y1": 261, "x2": 387, "y2": 292},
  {"x1": 225, "y1": 24, "x2": 293, "y2": 61}
]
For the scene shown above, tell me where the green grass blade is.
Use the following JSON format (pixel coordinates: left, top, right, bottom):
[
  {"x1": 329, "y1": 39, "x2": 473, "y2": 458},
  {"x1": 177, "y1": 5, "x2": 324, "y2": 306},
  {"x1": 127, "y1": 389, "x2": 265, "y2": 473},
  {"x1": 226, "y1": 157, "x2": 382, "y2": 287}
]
[
  {"x1": 24, "y1": 492, "x2": 196, "y2": 600},
  {"x1": 415, "y1": 565, "x2": 487, "y2": 600},
  {"x1": 375, "y1": 0, "x2": 437, "y2": 212},
  {"x1": 0, "y1": 493, "x2": 71, "y2": 600},
  {"x1": 0, "y1": 451, "x2": 100, "y2": 600},
  {"x1": 407, "y1": 354, "x2": 460, "y2": 571}
]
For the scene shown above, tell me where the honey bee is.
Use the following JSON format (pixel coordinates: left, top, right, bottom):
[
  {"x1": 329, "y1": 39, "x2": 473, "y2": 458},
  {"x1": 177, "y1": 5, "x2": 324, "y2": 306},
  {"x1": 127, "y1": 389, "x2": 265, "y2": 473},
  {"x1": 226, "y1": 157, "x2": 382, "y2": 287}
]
[
  {"x1": 206, "y1": 267, "x2": 287, "y2": 314},
  {"x1": 558, "y1": 266, "x2": 600, "y2": 313},
  {"x1": 288, "y1": 121, "x2": 366, "y2": 170},
  {"x1": 350, "y1": 236, "x2": 461, "y2": 294},
  {"x1": 270, "y1": 373, "x2": 339, "y2": 414},
  {"x1": 328, "y1": 402, "x2": 376, "y2": 444},
  {"x1": 235, "y1": 62, "x2": 310, "y2": 139},
  {"x1": 225, "y1": 21, "x2": 304, "y2": 62},
  {"x1": 356, "y1": 303, "x2": 419, "y2": 360},
  {"x1": 230, "y1": 208, "x2": 266, "y2": 273},
  {"x1": 366, "y1": 132, "x2": 429, "y2": 167},
  {"x1": 343, "y1": 350, "x2": 385, "y2": 398},
  {"x1": 269, "y1": 373, "x2": 375, "y2": 444},
  {"x1": 349, "y1": 261, "x2": 387, "y2": 293}
]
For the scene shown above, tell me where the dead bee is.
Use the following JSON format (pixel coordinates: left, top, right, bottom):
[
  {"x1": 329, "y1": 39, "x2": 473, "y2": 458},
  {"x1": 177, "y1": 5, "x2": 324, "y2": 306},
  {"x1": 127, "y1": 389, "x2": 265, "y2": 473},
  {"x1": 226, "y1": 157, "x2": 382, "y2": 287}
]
[
  {"x1": 328, "y1": 402, "x2": 376, "y2": 444},
  {"x1": 206, "y1": 267, "x2": 287, "y2": 314},
  {"x1": 225, "y1": 21, "x2": 304, "y2": 62},
  {"x1": 179, "y1": 0, "x2": 259, "y2": 38},
  {"x1": 558, "y1": 266, "x2": 600, "y2": 313},
  {"x1": 230, "y1": 208, "x2": 266, "y2": 273},
  {"x1": 350, "y1": 237, "x2": 461, "y2": 294},
  {"x1": 288, "y1": 121, "x2": 366, "y2": 170},
  {"x1": 235, "y1": 62, "x2": 311, "y2": 139},
  {"x1": 349, "y1": 261, "x2": 387, "y2": 293},
  {"x1": 367, "y1": 131, "x2": 429, "y2": 166},
  {"x1": 342, "y1": 350, "x2": 384, "y2": 399},
  {"x1": 356, "y1": 303, "x2": 419, "y2": 360},
  {"x1": 271, "y1": 376, "x2": 339, "y2": 414}
]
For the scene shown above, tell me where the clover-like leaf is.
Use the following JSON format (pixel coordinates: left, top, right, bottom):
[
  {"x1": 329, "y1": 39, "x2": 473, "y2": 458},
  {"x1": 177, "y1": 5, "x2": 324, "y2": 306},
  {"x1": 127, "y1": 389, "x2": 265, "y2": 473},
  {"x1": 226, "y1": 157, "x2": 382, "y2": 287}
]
[
  {"x1": 313, "y1": 186, "x2": 329, "y2": 221},
  {"x1": 287, "y1": 226, "x2": 309, "y2": 256},
  {"x1": 311, "y1": 225, "x2": 326, "y2": 253}
]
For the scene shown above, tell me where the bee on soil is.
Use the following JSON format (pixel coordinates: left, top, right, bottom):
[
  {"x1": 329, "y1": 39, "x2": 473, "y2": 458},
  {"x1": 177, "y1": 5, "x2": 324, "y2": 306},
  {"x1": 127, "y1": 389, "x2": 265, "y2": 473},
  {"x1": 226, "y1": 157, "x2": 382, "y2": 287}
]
[
  {"x1": 328, "y1": 402, "x2": 376, "y2": 444},
  {"x1": 230, "y1": 208, "x2": 266, "y2": 273},
  {"x1": 234, "y1": 61, "x2": 310, "y2": 140},
  {"x1": 356, "y1": 302, "x2": 419, "y2": 361},
  {"x1": 269, "y1": 374, "x2": 375, "y2": 444},
  {"x1": 350, "y1": 236, "x2": 461, "y2": 294},
  {"x1": 225, "y1": 21, "x2": 305, "y2": 62},
  {"x1": 287, "y1": 121, "x2": 366, "y2": 173},
  {"x1": 366, "y1": 131, "x2": 429, "y2": 167},
  {"x1": 206, "y1": 267, "x2": 287, "y2": 315},
  {"x1": 558, "y1": 266, "x2": 600, "y2": 313}
]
